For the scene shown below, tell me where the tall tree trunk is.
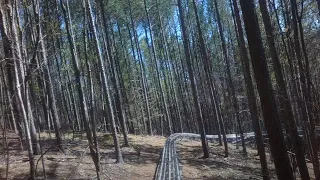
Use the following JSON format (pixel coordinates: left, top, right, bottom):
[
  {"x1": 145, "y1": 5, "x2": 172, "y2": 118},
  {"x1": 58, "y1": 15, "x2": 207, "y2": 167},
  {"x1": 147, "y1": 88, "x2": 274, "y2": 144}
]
[
  {"x1": 290, "y1": 0, "x2": 320, "y2": 178},
  {"x1": 177, "y1": 0, "x2": 209, "y2": 158},
  {"x1": 155, "y1": 1, "x2": 179, "y2": 133},
  {"x1": 32, "y1": 0, "x2": 64, "y2": 153},
  {"x1": 83, "y1": 5, "x2": 101, "y2": 178},
  {"x1": 0, "y1": 66, "x2": 18, "y2": 134},
  {"x1": 117, "y1": 23, "x2": 135, "y2": 134},
  {"x1": 142, "y1": 22, "x2": 156, "y2": 134},
  {"x1": 125, "y1": 24, "x2": 143, "y2": 134},
  {"x1": 297, "y1": 3, "x2": 319, "y2": 175},
  {"x1": 111, "y1": 28, "x2": 130, "y2": 142},
  {"x1": 239, "y1": 0, "x2": 294, "y2": 179},
  {"x1": 16, "y1": 62, "x2": 36, "y2": 180},
  {"x1": 231, "y1": 0, "x2": 269, "y2": 178},
  {"x1": 143, "y1": 0, "x2": 173, "y2": 134},
  {"x1": 86, "y1": 0, "x2": 123, "y2": 163},
  {"x1": 13, "y1": 0, "x2": 41, "y2": 156},
  {"x1": 213, "y1": 0, "x2": 247, "y2": 156},
  {"x1": 53, "y1": 44, "x2": 72, "y2": 126},
  {"x1": 258, "y1": 0, "x2": 310, "y2": 179},
  {"x1": 98, "y1": 0, "x2": 129, "y2": 146},
  {"x1": 55, "y1": 35, "x2": 80, "y2": 131},
  {"x1": 60, "y1": 0, "x2": 101, "y2": 178},
  {"x1": 192, "y1": 0, "x2": 228, "y2": 157},
  {"x1": 0, "y1": 2, "x2": 35, "y2": 178}
]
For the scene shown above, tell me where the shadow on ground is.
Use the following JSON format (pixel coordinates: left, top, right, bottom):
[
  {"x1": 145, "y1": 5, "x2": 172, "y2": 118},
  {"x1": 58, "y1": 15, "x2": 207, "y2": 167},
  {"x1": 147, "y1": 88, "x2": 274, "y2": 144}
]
[{"x1": 178, "y1": 142, "x2": 276, "y2": 180}]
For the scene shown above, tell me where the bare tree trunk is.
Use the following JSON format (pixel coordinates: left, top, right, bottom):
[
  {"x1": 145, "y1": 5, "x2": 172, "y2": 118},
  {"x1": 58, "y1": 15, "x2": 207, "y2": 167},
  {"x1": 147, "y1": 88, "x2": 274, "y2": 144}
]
[
  {"x1": 290, "y1": 0, "x2": 320, "y2": 177},
  {"x1": 86, "y1": 0, "x2": 123, "y2": 163},
  {"x1": 16, "y1": 64, "x2": 36, "y2": 180},
  {"x1": 192, "y1": 0, "x2": 228, "y2": 157},
  {"x1": 143, "y1": 0, "x2": 173, "y2": 134},
  {"x1": 116, "y1": 23, "x2": 135, "y2": 134},
  {"x1": 52, "y1": 38, "x2": 72, "y2": 127},
  {"x1": 230, "y1": 0, "x2": 269, "y2": 177},
  {"x1": 0, "y1": 3, "x2": 36, "y2": 177},
  {"x1": 32, "y1": 0, "x2": 64, "y2": 153},
  {"x1": 239, "y1": 0, "x2": 294, "y2": 179},
  {"x1": 173, "y1": 24, "x2": 194, "y2": 132},
  {"x1": 83, "y1": 5, "x2": 101, "y2": 178},
  {"x1": 111, "y1": 30, "x2": 130, "y2": 143},
  {"x1": 60, "y1": 0, "x2": 101, "y2": 178},
  {"x1": 1, "y1": 66, "x2": 18, "y2": 134},
  {"x1": 258, "y1": 0, "x2": 310, "y2": 178},
  {"x1": 177, "y1": 0, "x2": 209, "y2": 158},
  {"x1": 98, "y1": 0, "x2": 129, "y2": 146},
  {"x1": 142, "y1": 22, "x2": 156, "y2": 135},
  {"x1": 126, "y1": 25, "x2": 141, "y2": 134},
  {"x1": 213, "y1": 0, "x2": 247, "y2": 156}
]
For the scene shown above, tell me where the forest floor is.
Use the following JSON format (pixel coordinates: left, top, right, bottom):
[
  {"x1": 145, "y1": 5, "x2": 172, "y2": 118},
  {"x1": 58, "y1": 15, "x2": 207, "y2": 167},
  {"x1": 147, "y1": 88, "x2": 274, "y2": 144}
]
[
  {"x1": 0, "y1": 131, "x2": 315, "y2": 179},
  {"x1": 177, "y1": 139, "x2": 277, "y2": 180}
]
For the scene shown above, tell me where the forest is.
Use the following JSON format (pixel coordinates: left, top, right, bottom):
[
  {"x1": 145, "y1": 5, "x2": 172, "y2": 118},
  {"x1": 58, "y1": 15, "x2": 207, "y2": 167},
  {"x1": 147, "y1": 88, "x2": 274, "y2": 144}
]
[{"x1": 0, "y1": 0, "x2": 320, "y2": 179}]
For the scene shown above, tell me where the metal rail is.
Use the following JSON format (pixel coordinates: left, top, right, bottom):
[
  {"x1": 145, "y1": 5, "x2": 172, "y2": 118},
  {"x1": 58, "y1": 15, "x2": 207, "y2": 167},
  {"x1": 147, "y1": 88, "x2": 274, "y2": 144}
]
[
  {"x1": 153, "y1": 133, "x2": 258, "y2": 180},
  {"x1": 154, "y1": 129, "x2": 320, "y2": 180}
]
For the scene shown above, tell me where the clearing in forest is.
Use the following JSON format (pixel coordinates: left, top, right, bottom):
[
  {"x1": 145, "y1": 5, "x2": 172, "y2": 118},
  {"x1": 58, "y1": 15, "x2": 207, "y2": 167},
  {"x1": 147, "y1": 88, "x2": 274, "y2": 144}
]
[{"x1": 0, "y1": 132, "x2": 314, "y2": 179}]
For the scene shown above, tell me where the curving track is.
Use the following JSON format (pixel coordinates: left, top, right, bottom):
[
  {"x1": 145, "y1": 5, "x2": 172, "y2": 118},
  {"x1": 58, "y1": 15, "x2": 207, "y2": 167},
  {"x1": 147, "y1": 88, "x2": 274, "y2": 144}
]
[
  {"x1": 153, "y1": 128, "x2": 320, "y2": 179},
  {"x1": 153, "y1": 133, "x2": 258, "y2": 180}
]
